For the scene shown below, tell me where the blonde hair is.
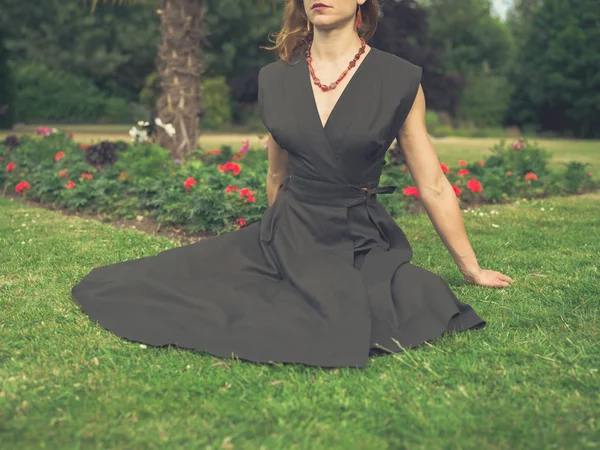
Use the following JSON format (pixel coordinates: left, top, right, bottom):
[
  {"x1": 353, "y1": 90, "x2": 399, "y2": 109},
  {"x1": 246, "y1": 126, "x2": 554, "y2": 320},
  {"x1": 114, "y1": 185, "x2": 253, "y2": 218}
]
[{"x1": 260, "y1": 0, "x2": 381, "y2": 63}]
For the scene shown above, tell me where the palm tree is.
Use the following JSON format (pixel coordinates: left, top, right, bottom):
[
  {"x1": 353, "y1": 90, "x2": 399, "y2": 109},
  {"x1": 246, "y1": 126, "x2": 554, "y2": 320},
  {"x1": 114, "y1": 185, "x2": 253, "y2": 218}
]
[
  {"x1": 91, "y1": 0, "x2": 205, "y2": 159},
  {"x1": 90, "y1": 0, "x2": 277, "y2": 160}
]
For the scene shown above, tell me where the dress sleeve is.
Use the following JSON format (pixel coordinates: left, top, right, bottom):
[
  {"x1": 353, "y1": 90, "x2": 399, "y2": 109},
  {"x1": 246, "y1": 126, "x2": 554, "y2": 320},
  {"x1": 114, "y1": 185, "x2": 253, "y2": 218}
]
[
  {"x1": 258, "y1": 66, "x2": 267, "y2": 128},
  {"x1": 397, "y1": 65, "x2": 423, "y2": 127}
]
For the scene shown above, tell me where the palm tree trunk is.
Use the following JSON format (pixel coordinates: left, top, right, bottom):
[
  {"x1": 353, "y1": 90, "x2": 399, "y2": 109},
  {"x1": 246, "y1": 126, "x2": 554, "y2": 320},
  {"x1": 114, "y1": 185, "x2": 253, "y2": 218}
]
[{"x1": 154, "y1": 0, "x2": 205, "y2": 160}]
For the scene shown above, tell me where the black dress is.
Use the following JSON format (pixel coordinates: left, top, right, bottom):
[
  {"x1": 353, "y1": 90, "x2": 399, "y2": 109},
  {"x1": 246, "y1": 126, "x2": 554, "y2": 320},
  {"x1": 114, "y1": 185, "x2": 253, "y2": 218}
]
[{"x1": 72, "y1": 47, "x2": 486, "y2": 368}]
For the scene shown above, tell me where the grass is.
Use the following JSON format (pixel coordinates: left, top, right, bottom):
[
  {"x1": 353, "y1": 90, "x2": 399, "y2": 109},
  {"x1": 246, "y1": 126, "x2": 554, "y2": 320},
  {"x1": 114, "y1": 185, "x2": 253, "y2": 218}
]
[{"x1": 1, "y1": 190, "x2": 599, "y2": 449}]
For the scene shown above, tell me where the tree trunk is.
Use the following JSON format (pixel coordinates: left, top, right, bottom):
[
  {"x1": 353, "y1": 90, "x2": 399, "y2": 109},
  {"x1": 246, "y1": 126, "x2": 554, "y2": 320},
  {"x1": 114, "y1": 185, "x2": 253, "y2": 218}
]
[{"x1": 154, "y1": 0, "x2": 205, "y2": 160}]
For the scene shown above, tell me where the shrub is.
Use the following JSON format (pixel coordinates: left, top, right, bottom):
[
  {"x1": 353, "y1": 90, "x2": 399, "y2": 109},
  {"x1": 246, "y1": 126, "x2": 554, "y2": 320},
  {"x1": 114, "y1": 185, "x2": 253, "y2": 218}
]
[{"x1": 10, "y1": 62, "x2": 130, "y2": 123}]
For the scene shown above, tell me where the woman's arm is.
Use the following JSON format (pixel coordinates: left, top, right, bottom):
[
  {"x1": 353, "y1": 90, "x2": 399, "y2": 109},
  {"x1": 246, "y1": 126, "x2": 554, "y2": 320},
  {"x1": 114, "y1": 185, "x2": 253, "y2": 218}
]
[
  {"x1": 397, "y1": 85, "x2": 514, "y2": 288},
  {"x1": 265, "y1": 133, "x2": 290, "y2": 207}
]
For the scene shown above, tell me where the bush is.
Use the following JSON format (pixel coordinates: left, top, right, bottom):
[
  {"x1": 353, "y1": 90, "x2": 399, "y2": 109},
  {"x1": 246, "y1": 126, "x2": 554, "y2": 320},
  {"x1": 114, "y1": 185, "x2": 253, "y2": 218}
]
[
  {"x1": 0, "y1": 33, "x2": 15, "y2": 130},
  {"x1": 11, "y1": 62, "x2": 131, "y2": 123},
  {"x1": 2, "y1": 130, "x2": 598, "y2": 235}
]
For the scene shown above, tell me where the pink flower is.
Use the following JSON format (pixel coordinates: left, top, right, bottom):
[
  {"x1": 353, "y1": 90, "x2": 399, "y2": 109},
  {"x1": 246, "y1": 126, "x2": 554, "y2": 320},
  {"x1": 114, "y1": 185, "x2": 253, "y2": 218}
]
[
  {"x1": 478, "y1": 160, "x2": 484, "y2": 167},
  {"x1": 458, "y1": 159, "x2": 467, "y2": 166},
  {"x1": 239, "y1": 139, "x2": 250, "y2": 154},
  {"x1": 81, "y1": 173, "x2": 93, "y2": 180},
  {"x1": 513, "y1": 140, "x2": 524, "y2": 150},
  {"x1": 66, "y1": 180, "x2": 76, "y2": 189},
  {"x1": 54, "y1": 151, "x2": 66, "y2": 162},
  {"x1": 457, "y1": 168, "x2": 469, "y2": 177},
  {"x1": 6, "y1": 162, "x2": 15, "y2": 172},
  {"x1": 452, "y1": 185, "x2": 462, "y2": 196},
  {"x1": 34, "y1": 127, "x2": 53, "y2": 136},
  {"x1": 59, "y1": 169, "x2": 67, "y2": 178},
  {"x1": 440, "y1": 162, "x2": 450, "y2": 174}
]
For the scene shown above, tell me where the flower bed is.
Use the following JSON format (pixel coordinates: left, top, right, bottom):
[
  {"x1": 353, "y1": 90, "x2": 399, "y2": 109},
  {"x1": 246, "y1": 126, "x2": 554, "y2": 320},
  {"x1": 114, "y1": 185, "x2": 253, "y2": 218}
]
[{"x1": 1, "y1": 129, "x2": 597, "y2": 235}]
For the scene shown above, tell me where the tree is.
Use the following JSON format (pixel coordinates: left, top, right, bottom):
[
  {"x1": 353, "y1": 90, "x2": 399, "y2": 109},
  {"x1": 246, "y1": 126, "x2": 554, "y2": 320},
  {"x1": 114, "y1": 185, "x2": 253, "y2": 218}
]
[
  {"x1": 0, "y1": 31, "x2": 15, "y2": 129},
  {"x1": 506, "y1": 0, "x2": 600, "y2": 138}
]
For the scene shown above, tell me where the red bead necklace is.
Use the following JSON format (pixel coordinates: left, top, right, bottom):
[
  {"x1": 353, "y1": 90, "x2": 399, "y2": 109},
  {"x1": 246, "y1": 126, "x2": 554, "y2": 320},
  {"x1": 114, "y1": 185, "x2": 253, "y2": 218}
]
[{"x1": 306, "y1": 38, "x2": 367, "y2": 92}]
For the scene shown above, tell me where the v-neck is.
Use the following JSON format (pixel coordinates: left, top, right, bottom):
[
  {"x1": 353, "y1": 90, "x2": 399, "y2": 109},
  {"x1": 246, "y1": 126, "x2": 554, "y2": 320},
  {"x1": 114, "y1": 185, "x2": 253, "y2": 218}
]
[{"x1": 304, "y1": 46, "x2": 377, "y2": 132}]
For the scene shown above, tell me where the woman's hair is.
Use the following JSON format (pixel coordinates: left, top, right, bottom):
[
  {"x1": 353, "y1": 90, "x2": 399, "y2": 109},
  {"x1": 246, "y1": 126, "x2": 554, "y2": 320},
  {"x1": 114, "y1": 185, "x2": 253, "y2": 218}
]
[{"x1": 260, "y1": 0, "x2": 381, "y2": 63}]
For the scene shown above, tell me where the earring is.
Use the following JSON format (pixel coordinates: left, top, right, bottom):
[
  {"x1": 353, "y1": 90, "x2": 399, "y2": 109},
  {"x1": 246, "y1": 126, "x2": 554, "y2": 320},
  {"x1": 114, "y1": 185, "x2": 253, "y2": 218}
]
[{"x1": 355, "y1": 6, "x2": 362, "y2": 30}]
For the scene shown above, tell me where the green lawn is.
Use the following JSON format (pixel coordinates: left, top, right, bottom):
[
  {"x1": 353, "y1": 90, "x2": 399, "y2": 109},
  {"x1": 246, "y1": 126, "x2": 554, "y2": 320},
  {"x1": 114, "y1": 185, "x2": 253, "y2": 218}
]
[{"x1": 1, "y1": 191, "x2": 599, "y2": 449}]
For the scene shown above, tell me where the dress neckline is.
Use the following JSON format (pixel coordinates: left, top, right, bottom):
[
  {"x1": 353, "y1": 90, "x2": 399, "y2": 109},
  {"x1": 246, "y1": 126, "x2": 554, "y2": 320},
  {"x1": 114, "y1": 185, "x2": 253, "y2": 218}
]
[{"x1": 303, "y1": 46, "x2": 378, "y2": 131}]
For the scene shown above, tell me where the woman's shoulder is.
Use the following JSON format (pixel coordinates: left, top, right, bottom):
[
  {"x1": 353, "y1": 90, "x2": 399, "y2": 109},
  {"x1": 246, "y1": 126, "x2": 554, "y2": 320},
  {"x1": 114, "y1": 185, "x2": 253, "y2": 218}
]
[{"x1": 371, "y1": 47, "x2": 422, "y2": 74}]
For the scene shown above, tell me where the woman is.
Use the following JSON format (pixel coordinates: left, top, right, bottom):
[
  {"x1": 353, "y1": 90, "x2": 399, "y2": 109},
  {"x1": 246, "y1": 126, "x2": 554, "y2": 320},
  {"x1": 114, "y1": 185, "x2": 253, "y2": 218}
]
[{"x1": 72, "y1": 0, "x2": 514, "y2": 369}]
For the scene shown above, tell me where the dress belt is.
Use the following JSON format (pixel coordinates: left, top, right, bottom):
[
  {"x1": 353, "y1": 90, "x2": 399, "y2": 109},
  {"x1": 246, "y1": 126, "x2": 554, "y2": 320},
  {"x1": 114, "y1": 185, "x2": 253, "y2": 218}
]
[{"x1": 281, "y1": 174, "x2": 398, "y2": 208}]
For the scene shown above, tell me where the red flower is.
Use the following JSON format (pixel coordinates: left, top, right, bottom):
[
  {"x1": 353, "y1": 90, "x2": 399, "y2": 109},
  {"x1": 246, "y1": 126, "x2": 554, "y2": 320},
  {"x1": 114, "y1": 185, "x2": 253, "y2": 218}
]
[
  {"x1": 478, "y1": 160, "x2": 484, "y2": 167},
  {"x1": 402, "y1": 186, "x2": 420, "y2": 199},
  {"x1": 458, "y1": 159, "x2": 467, "y2": 166},
  {"x1": 588, "y1": 172, "x2": 593, "y2": 177},
  {"x1": 239, "y1": 188, "x2": 256, "y2": 202},
  {"x1": 218, "y1": 161, "x2": 241, "y2": 175},
  {"x1": 54, "y1": 151, "x2": 66, "y2": 162},
  {"x1": 513, "y1": 140, "x2": 524, "y2": 150},
  {"x1": 183, "y1": 177, "x2": 197, "y2": 189},
  {"x1": 225, "y1": 185, "x2": 239, "y2": 193},
  {"x1": 525, "y1": 172, "x2": 538, "y2": 181},
  {"x1": 6, "y1": 162, "x2": 15, "y2": 172},
  {"x1": 457, "y1": 168, "x2": 469, "y2": 177},
  {"x1": 452, "y1": 185, "x2": 462, "y2": 196},
  {"x1": 81, "y1": 173, "x2": 93, "y2": 180},
  {"x1": 505, "y1": 171, "x2": 512, "y2": 176},
  {"x1": 15, "y1": 181, "x2": 31, "y2": 193},
  {"x1": 206, "y1": 148, "x2": 221, "y2": 155},
  {"x1": 236, "y1": 218, "x2": 247, "y2": 227},
  {"x1": 440, "y1": 162, "x2": 450, "y2": 173},
  {"x1": 66, "y1": 180, "x2": 76, "y2": 189},
  {"x1": 79, "y1": 144, "x2": 90, "y2": 150},
  {"x1": 59, "y1": 169, "x2": 67, "y2": 178},
  {"x1": 466, "y1": 179, "x2": 483, "y2": 193}
]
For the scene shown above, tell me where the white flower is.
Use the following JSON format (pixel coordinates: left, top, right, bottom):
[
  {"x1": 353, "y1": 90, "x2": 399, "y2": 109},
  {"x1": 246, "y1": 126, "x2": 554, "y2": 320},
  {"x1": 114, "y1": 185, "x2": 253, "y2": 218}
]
[
  {"x1": 164, "y1": 123, "x2": 176, "y2": 137},
  {"x1": 137, "y1": 121, "x2": 145, "y2": 126},
  {"x1": 139, "y1": 344, "x2": 147, "y2": 349},
  {"x1": 478, "y1": 212, "x2": 484, "y2": 216},
  {"x1": 129, "y1": 127, "x2": 138, "y2": 137},
  {"x1": 155, "y1": 117, "x2": 164, "y2": 127},
  {"x1": 540, "y1": 207, "x2": 545, "y2": 211},
  {"x1": 492, "y1": 224, "x2": 500, "y2": 228}
]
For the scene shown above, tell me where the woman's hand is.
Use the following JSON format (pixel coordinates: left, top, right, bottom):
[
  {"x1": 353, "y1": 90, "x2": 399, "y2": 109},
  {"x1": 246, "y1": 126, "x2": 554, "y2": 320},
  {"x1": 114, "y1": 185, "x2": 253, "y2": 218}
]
[{"x1": 463, "y1": 268, "x2": 514, "y2": 288}]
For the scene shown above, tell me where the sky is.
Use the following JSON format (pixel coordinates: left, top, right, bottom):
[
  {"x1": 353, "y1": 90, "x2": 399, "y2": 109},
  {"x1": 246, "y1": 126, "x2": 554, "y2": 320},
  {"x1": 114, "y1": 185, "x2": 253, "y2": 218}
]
[{"x1": 491, "y1": 0, "x2": 513, "y2": 20}]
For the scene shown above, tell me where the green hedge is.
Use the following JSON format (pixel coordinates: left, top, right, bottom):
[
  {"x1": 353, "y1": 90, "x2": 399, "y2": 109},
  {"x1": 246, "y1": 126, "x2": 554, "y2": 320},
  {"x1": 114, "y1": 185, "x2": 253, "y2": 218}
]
[
  {"x1": 0, "y1": 33, "x2": 15, "y2": 129},
  {"x1": 10, "y1": 62, "x2": 131, "y2": 123}
]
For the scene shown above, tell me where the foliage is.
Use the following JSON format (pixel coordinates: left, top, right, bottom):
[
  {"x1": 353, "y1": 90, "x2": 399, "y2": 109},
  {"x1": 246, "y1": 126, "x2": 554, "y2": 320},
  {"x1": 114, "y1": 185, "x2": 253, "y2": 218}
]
[
  {"x1": 0, "y1": 31, "x2": 15, "y2": 129},
  {"x1": 199, "y1": 76, "x2": 233, "y2": 130},
  {"x1": 506, "y1": 0, "x2": 600, "y2": 138},
  {"x1": 2, "y1": 130, "x2": 597, "y2": 236},
  {"x1": 10, "y1": 62, "x2": 131, "y2": 123},
  {"x1": 0, "y1": 0, "x2": 159, "y2": 100}
]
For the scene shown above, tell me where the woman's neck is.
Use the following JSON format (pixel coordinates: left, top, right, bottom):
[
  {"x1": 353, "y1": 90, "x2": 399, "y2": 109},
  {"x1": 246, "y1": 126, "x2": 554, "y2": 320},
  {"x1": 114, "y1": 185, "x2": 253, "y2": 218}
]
[{"x1": 308, "y1": 31, "x2": 365, "y2": 65}]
